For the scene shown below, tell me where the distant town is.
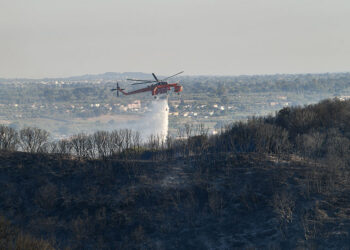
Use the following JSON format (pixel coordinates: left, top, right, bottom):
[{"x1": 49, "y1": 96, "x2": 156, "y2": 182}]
[{"x1": 1, "y1": 72, "x2": 350, "y2": 139}]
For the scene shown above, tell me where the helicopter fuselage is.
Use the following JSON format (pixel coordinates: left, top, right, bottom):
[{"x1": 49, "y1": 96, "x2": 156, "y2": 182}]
[
  {"x1": 117, "y1": 82, "x2": 183, "y2": 96},
  {"x1": 113, "y1": 71, "x2": 184, "y2": 97}
]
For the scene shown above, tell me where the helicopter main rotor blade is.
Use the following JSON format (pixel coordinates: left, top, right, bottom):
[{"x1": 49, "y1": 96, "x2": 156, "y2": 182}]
[
  {"x1": 161, "y1": 71, "x2": 184, "y2": 81},
  {"x1": 127, "y1": 78, "x2": 153, "y2": 82},
  {"x1": 152, "y1": 73, "x2": 159, "y2": 82},
  {"x1": 131, "y1": 82, "x2": 154, "y2": 85}
]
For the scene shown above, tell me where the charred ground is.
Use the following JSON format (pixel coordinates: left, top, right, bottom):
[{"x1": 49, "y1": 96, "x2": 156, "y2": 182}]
[{"x1": 1, "y1": 98, "x2": 350, "y2": 249}]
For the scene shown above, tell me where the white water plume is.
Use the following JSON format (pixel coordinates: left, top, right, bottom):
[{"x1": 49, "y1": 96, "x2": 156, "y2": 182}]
[
  {"x1": 106, "y1": 98, "x2": 169, "y2": 142},
  {"x1": 139, "y1": 98, "x2": 169, "y2": 141}
]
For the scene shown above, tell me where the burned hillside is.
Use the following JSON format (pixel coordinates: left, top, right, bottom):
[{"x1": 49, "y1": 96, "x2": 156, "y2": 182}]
[{"x1": 0, "y1": 98, "x2": 350, "y2": 249}]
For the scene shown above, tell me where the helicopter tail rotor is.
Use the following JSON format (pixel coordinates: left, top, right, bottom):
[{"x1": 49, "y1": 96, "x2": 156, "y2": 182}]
[{"x1": 110, "y1": 82, "x2": 124, "y2": 96}]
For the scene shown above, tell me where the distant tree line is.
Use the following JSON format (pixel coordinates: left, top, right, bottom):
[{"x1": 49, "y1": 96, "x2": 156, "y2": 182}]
[
  {"x1": 217, "y1": 98, "x2": 350, "y2": 165},
  {"x1": 1, "y1": 98, "x2": 350, "y2": 166},
  {"x1": 182, "y1": 72, "x2": 350, "y2": 95},
  {"x1": 2, "y1": 73, "x2": 350, "y2": 105}
]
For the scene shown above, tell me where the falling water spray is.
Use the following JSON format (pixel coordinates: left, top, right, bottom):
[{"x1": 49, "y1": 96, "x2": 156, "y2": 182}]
[
  {"x1": 141, "y1": 97, "x2": 169, "y2": 141},
  {"x1": 106, "y1": 97, "x2": 169, "y2": 142}
]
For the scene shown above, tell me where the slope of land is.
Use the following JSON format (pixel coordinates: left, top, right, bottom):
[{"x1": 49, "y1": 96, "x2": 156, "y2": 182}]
[{"x1": 1, "y1": 99, "x2": 350, "y2": 249}]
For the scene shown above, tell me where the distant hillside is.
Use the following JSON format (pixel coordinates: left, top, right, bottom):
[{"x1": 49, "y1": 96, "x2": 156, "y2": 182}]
[
  {"x1": 62, "y1": 72, "x2": 153, "y2": 81},
  {"x1": 0, "y1": 72, "x2": 154, "y2": 82},
  {"x1": 0, "y1": 98, "x2": 350, "y2": 249}
]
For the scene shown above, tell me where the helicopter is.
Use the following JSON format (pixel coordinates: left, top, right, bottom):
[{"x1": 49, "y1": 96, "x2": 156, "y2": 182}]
[{"x1": 111, "y1": 71, "x2": 183, "y2": 98}]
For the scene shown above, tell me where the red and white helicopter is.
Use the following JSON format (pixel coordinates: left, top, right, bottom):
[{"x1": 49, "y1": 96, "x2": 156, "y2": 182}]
[{"x1": 111, "y1": 71, "x2": 183, "y2": 98}]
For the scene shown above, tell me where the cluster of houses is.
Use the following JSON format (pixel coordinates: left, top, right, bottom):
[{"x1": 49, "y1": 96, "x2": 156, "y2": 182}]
[
  {"x1": 169, "y1": 102, "x2": 235, "y2": 119},
  {"x1": 338, "y1": 96, "x2": 350, "y2": 101},
  {"x1": 5, "y1": 100, "x2": 143, "y2": 114}
]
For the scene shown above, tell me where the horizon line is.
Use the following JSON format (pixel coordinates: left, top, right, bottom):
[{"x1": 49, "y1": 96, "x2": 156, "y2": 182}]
[{"x1": 1, "y1": 70, "x2": 350, "y2": 81}]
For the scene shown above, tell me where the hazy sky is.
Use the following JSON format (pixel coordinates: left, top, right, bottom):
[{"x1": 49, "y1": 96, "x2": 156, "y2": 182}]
[{"x1": 1, "y1": 0, "x2": 350, "y2": 78}]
